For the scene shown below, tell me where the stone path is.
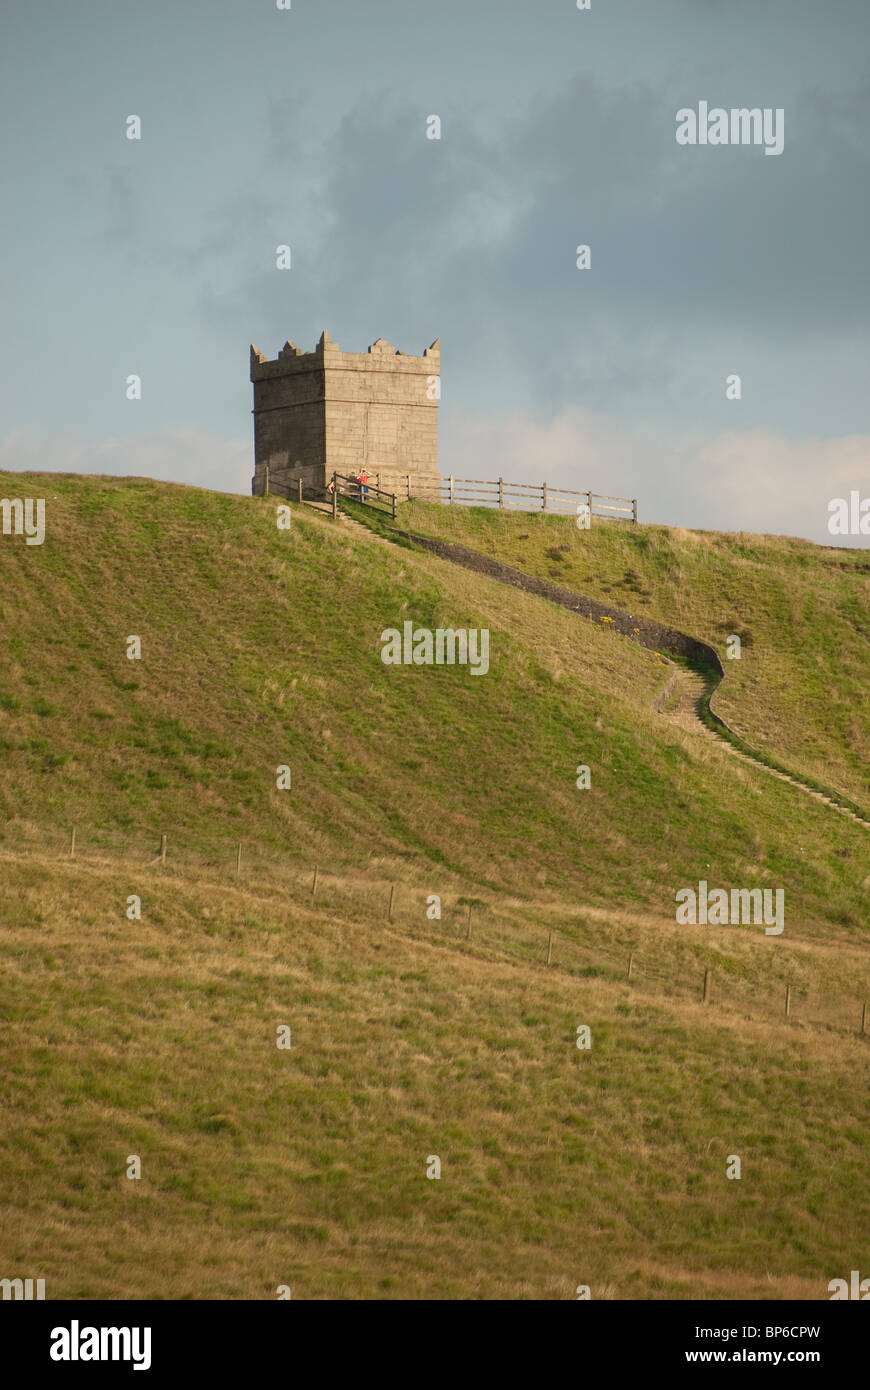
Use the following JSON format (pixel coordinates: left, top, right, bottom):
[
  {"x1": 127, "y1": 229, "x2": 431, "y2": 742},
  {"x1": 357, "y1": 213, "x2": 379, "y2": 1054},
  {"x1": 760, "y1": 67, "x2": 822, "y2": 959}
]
[
  {"x1": 657, "y1": 666, "x2": 869, "y2": 827},
  {"x1": 301, "y1": 498, "x2": 392, "y2": 545},
  {"x1": 307, "y1": 503, "x2": 870, "y2": 830}
]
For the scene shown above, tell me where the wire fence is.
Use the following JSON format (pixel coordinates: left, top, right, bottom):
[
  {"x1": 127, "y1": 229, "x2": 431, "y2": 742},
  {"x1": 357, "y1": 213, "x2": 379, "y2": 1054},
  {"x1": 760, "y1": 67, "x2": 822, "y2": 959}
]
[{"x1": 1, "y1": 822, "x2": 866, "y2": 1042}]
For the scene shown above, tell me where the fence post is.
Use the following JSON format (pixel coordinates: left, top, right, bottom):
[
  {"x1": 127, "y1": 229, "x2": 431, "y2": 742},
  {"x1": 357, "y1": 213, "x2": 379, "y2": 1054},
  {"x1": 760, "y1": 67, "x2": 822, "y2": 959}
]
[
  {"x1": 298, "y1": 478, "x2": 303, "y2": 503},
  {"x1": 392, "y1": 492, "x2": 396, "y2": 520},
  {"x1": 160, "y1": 833, "x2": 167, "y2": 866},
  {"x1": 311, "y1": 865, "x2": 318, "y2": 900},
  {"x1": 68, "y1": 826, "x2": 76, "y2": 859},
  {"x1": 498, "y1": 477, "x2": 504, "y2": 509},
  {"x1": 546, "y1": 930, "x2": 553, "y2": 966},
  {"x1": 407, "y1": 475, "x2": 411, "y2": 501},
  {"x1": 264, "y1": 465, "x2": 270, "y2": 497},
  {"x1": 542, "y1": 482, "x2": 548, "y2": 512},
  {"x1": 861, "y1": 1002, "x2": 866, "y2": 1036},
  {"x1": 466, "y1": 904, "x2": 472, "y2": 939},
  {"x1": 332, "y1": 475, "x2": 337, "y2": 518},
  {"x1": 702, "y1": 967, "x2": 710, "y2": 1003},
  {"x1": 236, "y1": 843, "x2": 242, "y2": 875},
  {"x1": 627, "y1": 951, "x2": 633, "y2": 982},
  {"x1": 449, "y1": 474, "x2": 454, "y2": 503},
  {"x1": 388, "y1": 885, "x2": 395, "y2": 922},
  {"x1": 785, "y1": 984, "x2": 791, "y2": 1017},
  {"x1": 632, "y1": 498, "x2": 637, "y2": 524},
  {"x1": 587, "y1": 489, "x2": 592, "y2": 519}
]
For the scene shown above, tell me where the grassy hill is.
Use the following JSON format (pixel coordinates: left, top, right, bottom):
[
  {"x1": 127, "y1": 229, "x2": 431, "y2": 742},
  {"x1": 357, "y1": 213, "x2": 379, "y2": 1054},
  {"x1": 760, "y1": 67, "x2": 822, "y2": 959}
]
[
  {"x1": 0, "y1": 471, "x2": 868, "y2": 1299},
  {"x1": 396, "y1": 501, "x2": 870, "y2": 810}
]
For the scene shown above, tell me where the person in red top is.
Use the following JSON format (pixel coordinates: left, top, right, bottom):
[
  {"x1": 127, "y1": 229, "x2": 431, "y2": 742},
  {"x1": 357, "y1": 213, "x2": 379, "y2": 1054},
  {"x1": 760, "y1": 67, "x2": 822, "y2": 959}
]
[{"x1": 357, "y1": 469, "x2": 370, "y2": 501}]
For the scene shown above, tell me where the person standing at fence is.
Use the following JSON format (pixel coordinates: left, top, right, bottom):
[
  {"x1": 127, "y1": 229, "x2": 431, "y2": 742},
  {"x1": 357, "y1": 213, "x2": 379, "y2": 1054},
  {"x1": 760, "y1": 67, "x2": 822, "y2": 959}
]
[{"x1": 357, "y1": 468, "x2": 370, "y2": 501}]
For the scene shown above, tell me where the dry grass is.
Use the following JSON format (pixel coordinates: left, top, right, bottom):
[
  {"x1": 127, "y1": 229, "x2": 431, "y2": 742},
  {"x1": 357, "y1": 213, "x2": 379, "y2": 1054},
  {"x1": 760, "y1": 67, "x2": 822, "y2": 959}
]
[
  {"x1": 0, "y1": 471, "x2": 868, "y2": 1300},
  {"x1": 1, "y1": 852, "x2": 867, "y2": 1300}
]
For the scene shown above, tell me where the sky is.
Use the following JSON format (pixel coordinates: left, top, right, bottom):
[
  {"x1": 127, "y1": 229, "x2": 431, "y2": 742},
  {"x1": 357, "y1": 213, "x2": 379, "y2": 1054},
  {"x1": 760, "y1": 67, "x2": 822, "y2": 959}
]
[{"x1": 1, "y1": 0, "x2": 869, "y2": 545}]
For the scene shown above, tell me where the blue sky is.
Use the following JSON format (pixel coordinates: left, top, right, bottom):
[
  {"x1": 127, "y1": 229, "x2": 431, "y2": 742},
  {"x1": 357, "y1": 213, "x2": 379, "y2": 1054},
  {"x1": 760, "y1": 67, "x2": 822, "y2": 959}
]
[{"x1": 2, "y1": 0, "x2": 868, "y2": 543}]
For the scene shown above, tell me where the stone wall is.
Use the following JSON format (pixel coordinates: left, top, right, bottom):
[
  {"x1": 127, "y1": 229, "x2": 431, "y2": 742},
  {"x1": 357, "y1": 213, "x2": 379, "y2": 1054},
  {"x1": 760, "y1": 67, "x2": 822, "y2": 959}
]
[{"x1": 250, "y1": 341, "x2": 324, "y2": 496}]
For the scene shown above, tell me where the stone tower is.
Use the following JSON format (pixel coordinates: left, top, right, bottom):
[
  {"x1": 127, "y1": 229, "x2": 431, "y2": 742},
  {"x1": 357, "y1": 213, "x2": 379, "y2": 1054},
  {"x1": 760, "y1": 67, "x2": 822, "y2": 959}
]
[{"x1": 250, "y1": 331, "x2": 440, "y2": 499}]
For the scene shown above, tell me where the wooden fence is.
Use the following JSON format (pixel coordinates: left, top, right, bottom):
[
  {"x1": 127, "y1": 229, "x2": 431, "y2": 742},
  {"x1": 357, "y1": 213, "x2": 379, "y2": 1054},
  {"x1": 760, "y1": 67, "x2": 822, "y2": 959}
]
[
  {"x1": 258, "y1": 464, "x2": 636, "y2": 522},
  {"x1": 258, "y1": 464, "x2": 306, "y2": 501},
  {"x1": 365, "y1": 471, "x2": 637, "y2": 522},
  {"x1": 331, "y1": 472, "x2": 397, "y2": 519}
]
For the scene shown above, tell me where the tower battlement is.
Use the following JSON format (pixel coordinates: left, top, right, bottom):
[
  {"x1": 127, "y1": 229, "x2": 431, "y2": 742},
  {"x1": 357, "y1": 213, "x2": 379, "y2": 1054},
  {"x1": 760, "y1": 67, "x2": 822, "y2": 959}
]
[{"x1": 250, "y1": 332, "x2": 440, "y2": 499}]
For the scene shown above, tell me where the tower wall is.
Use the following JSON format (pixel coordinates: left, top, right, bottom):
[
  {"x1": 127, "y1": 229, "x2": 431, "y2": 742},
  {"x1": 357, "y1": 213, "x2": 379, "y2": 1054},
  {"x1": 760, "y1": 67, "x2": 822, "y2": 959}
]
[
  {"x1": 323, "y1": 336, "x2": 439, "y2": 497},
  {"x1": 250, "y1": 332, "x2": 440, "y2": 499},
  {"x1": 250, "y1": 341, "x2": 326, "y2": 497}
]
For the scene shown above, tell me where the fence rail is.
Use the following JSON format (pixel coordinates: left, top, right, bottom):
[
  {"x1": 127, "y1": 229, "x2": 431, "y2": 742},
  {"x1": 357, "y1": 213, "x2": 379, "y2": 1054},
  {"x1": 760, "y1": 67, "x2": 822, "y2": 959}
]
[
  {"x1": 331, "y1": 472, "x2": 397, "y2": 519},
  {"x1": 257, "y1": 465, "x2": 635, "y2": 522},
  {"x1": 362, "y1": 471, "x2": 637, "y2": 521}
]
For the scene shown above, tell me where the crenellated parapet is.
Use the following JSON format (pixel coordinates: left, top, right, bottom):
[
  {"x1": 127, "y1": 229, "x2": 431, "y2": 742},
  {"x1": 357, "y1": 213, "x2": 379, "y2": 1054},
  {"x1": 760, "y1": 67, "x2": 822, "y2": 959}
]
[{"x1": 250, "y1": 332, "x2": 440, "y2": 499}]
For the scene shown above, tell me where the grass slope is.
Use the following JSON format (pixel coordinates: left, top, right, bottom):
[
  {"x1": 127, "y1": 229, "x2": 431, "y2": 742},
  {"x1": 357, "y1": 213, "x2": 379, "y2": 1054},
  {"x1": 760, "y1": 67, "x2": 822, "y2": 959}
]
[
  {"x1": 397, "y1": 501, "x2": 870, "y2": 809},
  {"x1": 2, "y1": 853, "x2": 867, "y2": 1300},
  {"x1": 0, "y1": 472, "x2": 867, "y2": 1299},
  {"x1": 0, "y1": 473, "x2": 866, "y2": 927}
]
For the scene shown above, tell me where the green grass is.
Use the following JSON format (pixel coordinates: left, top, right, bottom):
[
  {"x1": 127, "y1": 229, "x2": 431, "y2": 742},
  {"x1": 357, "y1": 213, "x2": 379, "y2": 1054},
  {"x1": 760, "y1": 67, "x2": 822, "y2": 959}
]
[
  {"x1": 0, "y1": 471, "x2": 867, "y2": 1299},
  {"x1": 395, "y1": 501, "x2": 870, "y2": 808},
  {"x1": 0, "y1": 472, "x2": 865, "y2": 927}
]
